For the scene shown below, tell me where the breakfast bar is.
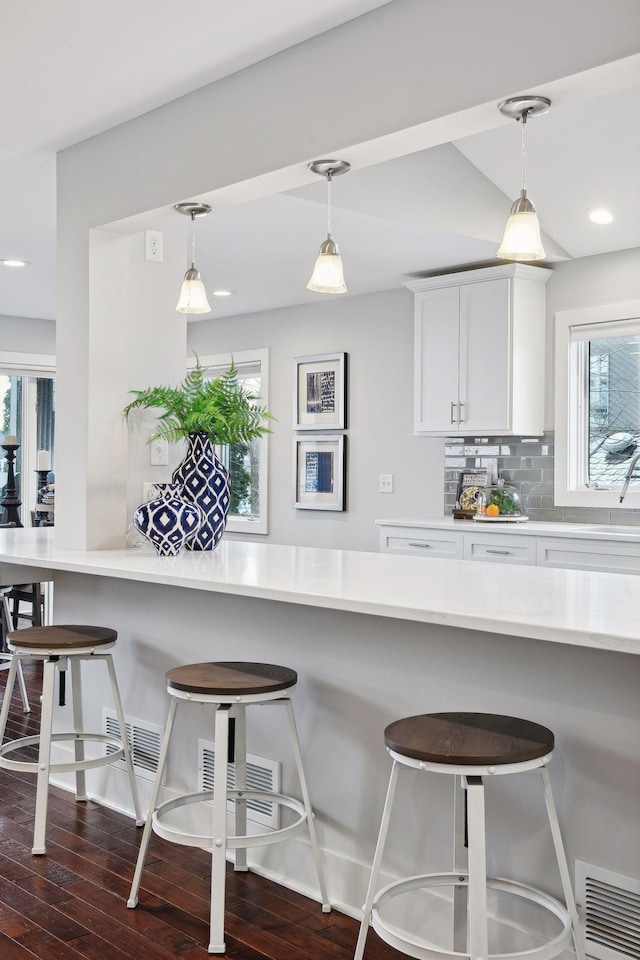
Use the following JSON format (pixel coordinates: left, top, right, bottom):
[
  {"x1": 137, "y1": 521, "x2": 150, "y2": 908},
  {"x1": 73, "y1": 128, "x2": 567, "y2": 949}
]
[{"x1": 0, "y1": 525, "x2": 638, "y2": 943}]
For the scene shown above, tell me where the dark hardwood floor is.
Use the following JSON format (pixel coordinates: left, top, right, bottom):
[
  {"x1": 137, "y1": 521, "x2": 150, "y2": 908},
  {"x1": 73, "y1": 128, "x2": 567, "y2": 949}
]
[{"x1": 0, "y1": 660, "x2": 404, "y2": 959}]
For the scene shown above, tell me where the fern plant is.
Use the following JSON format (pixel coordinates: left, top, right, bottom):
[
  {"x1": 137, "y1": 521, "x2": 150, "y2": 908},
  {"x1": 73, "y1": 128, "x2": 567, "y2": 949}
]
[{"x1": 124, "y1": 358, "x2": 273, "y2": 445}]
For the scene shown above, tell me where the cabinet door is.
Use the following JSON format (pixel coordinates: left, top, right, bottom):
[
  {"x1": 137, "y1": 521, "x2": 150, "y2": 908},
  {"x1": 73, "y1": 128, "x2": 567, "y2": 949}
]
[
  {"x1": 458, "y1": 278, "x2": 510, "y2": 433},
  {"x1": 414, "y1": 286, "x2": 460, "y2": 433}
]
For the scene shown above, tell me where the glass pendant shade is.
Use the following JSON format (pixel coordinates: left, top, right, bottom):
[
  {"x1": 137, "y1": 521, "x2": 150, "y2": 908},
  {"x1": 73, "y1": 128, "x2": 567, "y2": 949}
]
[
  {"x1": 176, "y1": 266, "x2": 211, "y2": 314},
  {"x1": 307, "y1": 236, "x2": 347, "y2": 294},
  {"x1": 497, "y1": 191, "x2": 545, "y2": 261}
]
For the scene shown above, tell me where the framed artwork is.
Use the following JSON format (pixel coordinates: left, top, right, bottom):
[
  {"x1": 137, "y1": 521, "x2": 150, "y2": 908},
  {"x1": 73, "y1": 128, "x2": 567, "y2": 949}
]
[
  {"x1": 293, "y1": 435, "x2": 345, "y2": 511},
  {"x1": 294, "y1": 353, "x2": 346, "y2": 430}
]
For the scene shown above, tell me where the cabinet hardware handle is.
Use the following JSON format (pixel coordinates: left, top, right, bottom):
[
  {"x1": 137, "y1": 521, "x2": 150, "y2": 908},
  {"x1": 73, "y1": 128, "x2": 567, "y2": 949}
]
[
  {"x1": 458, "y1": 402, "x2": 465, "y2": 423},
  {"x1": 450, "y1": 401, "x2": 457, "y2": 425},
  {"x1": 486, "y1": 548, "x2": 511, "y2": 555},
  {"x1": 408, "y1": 542, "x2": 432, "y2": 548}
]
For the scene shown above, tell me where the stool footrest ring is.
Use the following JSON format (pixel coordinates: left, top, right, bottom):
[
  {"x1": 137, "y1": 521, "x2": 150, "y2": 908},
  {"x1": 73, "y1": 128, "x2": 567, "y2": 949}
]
[
  {"x1": 152, "y1": 789, "x2": 308, "y2": 850},
  {"x1": 371, "y1": 872, "x2": 572, "y2": 960},
  {"x1": 0, "y1": 732, "x2": 126, "y2": 774}
]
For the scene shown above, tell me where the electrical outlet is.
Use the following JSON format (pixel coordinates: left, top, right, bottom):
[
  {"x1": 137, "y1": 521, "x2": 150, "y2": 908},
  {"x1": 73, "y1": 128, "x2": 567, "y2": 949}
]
[
  {"x1": 142, "y1": 482, "x2": 156, "y2": 502},
  {"x1": 150, "y1": 438, "x2": 168, "y2": 465},
  {"x1": 379, "y1": 474, "x2": 394, "y2": 493},
  {"x1": 144, "y1": 230, "x2": 163, "y2": 262}
]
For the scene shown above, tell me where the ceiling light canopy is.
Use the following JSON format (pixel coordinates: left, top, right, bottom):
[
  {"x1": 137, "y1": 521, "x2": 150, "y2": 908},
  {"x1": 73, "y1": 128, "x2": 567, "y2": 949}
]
[
  {"x1": 174, "y1": 202, "x2": 212, "y2": 314},
  {"x1": 307, "y1": 159, "x2": 350, "y2": 294},
  {"x1": 497, "y1": 95, "x2": 550, "y2": 262}
]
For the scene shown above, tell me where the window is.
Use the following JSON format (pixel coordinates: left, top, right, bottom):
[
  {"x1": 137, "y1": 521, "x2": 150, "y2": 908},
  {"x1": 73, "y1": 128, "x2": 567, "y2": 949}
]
[
  {"x1": 0, "y1": 352, "x2": 56, "y2": 525},
  {"x1": 555, "y1": 302, "x2": 640, "y2": 508},
  {"x1": 187, "y1": 349, "x2": 269, "y2": 535}
]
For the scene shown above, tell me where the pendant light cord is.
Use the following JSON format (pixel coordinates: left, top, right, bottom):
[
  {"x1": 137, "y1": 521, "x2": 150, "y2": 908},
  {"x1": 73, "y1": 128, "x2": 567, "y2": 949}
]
[
  {"x1": 190, "y1": 212, "x2": 197, "y2": 268},
  {"x1": 326, "y1": 171, "x2": 333, "y2": 238},
  {"x1": 520, "y1": 112, "x2": 528, "y2": 194}
]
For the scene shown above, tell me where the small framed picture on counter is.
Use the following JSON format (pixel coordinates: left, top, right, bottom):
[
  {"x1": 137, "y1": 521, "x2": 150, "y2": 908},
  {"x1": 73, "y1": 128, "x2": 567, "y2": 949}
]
[
  {"x1": 454, "y1": 468, "x2": 490, "y2": 518},
  {"x1": 294, "y1": 353, "x2": 346, "y2": 430},
  {"x1": 294, "y1": 435, "x2": 345, "y2": 510}
]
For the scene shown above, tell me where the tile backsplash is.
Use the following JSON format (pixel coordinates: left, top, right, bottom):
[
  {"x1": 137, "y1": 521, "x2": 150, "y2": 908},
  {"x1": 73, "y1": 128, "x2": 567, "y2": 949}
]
[{"x1": 444, "y1": 432, "x2": 640, "y2": 525}]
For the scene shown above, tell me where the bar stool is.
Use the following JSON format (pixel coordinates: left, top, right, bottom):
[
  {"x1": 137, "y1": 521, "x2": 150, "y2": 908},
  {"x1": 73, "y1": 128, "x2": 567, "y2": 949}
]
[
  {"x1": 355, "y1": 712, "x2": 585, "y2": 960},
  {"x1": 0, "y1": 586, "x2": 29, "y2": 713},
  {"x1": 0, "y1": 624, "x2": 143, "y2": 855},
  {"x1": 128, "y1": 661, "x2": 331, "y2": 955}
]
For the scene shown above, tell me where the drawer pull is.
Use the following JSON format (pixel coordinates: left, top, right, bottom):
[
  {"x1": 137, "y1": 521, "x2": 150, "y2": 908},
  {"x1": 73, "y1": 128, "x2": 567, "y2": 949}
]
[
  {"x1": 408, "y1": 542, "x2": 432, "y2": 548},
  {"x1": 486, "y1": 548, "x2": 511, "y2": 555}
]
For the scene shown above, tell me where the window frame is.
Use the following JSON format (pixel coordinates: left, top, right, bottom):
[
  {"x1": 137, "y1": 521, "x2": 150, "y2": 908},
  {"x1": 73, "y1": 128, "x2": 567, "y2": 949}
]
[
  {"x1": 187, "y1": 348, "x2": 269, "y2": 535},
  {"x1": 554, "y1": 301, "x2": 640, "y2": 509},
  {"x1": 0, "y1": 351, "x2": 56, "y2": 522}
]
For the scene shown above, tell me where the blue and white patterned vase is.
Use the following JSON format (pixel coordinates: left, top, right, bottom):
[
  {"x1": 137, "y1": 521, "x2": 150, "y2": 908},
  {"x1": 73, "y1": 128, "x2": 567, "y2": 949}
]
[
  {"x1": 133, "y1": 483, "x2": 202, "y2": 557},
  {"x1": 172, "y1": 433, "x2": 230, "y2": 551}
]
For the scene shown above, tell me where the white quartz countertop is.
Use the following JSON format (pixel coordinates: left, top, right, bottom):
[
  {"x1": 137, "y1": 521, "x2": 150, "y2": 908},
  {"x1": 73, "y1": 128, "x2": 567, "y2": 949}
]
[
  {"x1": 1, "y1": 528, "x2": 638, "y2": 656},
  {"x1": 376, "y1": 517, "x2": 640, "y2": 542}
]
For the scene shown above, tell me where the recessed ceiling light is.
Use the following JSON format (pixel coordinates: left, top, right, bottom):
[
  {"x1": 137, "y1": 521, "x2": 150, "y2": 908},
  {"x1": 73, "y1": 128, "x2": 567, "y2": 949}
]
[
  {"x1": 212, "y1": 289, "x2": 234, "y2": 297},
  {"x1": 588, "y1": 208, "x2": 614, "y2": 225},
  {"x1": 0, "y1": 258, "x2": 30, "y2": 267}
]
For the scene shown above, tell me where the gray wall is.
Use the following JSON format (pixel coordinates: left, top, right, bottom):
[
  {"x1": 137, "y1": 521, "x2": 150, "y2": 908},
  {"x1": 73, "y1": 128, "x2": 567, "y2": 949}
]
[
  {"x1": 188, "y1": 287, "x2": 443, "y2": 552},
  {"x1": 0, "y1": 315, "x2": 56, "y2": 354}
]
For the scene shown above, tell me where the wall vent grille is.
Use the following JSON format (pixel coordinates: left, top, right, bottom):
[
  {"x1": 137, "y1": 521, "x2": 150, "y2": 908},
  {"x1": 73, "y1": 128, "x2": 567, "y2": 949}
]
[
  {"x1": 198, "y1": 738, "x2": 280, "y2": 830},
  {"x1": 576, "y1": 860, "x2": 640, "y2": 960},
  {"x1": 103, "y1": 710, "x2": 162, "y2": 782}
]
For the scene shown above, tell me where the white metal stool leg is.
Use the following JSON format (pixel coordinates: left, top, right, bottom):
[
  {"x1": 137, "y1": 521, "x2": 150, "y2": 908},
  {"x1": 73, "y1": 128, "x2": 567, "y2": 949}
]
[
  {"x1": 128, "y1": 697, "x2": 178, "y2": 907},
  {"x1": 465, "y1": 775, "x2": 488, "y2": 960},
  {"x1": 70, "y1": 657, "x2": 87, "y2": 801},
  {"x1": 1, "y1": 592, "x2": 29, "y2": 713},
  {"x1": 453, "y1": 776, "x2": 468, "y2": 952},
  {"x1": 284, "y1": 698, "x2": 331, "y2": 911},
  {"x1": 354, "y1": 760, "x2": 400, "y2": 960},
  {"x1": 0, "y1": 654, "x2": 19, "y2": 739},
  {"x1": 32, "y1": 657, "x2": 57, "y2": 855},
  {"x1": 15, "y1": 658, "x2": 30, "y2": 714},
  {"x1": 540, "y1": 767, "x2": 586, "y2": 960},
  {"x1": 104, "y1": 654, "x2": 143, "y2": 825},
  {"x1": 209, "y1": 705, "x2": 230, "y2": 954},
  {"x1": 233, "y1": 704, "x2": 248, "y2": 872}
]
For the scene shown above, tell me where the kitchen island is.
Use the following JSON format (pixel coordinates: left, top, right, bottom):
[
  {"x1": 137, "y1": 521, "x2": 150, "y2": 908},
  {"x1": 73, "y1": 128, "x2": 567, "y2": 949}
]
[{"x1": 0, "y1": 527, "x2": 638, "y2": 941}]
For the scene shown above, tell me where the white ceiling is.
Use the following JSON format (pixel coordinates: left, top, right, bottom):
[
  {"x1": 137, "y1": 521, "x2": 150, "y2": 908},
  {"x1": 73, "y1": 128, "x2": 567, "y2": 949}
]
[{"x1": 0, "y1": 0, "x2": 638, "y2": 323}]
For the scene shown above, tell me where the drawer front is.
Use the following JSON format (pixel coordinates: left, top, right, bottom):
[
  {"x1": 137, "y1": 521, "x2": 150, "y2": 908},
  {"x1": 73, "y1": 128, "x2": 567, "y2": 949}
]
[
  {"x1": 379, "y1": 527, "x2": 463, "y2": 559},
  {"x1": 537, "y1": 539, "x2": 640, "y2": 575},
  {"x1": 464, "y1": 534, "x2": 535, "y2": 565}
]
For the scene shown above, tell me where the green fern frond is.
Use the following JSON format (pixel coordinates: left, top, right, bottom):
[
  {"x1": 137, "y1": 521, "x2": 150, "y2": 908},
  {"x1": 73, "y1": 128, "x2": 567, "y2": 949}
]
[{"x1": 124, "y1": 354, "x2": 274, "y2": 445}]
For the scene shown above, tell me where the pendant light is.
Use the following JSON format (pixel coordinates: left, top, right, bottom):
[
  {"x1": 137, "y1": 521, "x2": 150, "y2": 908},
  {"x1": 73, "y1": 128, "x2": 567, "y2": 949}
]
[
  {"x1": 307, "y1": 159, "x2": 350, "y2": 294},
  {"x1": 174, "y1": 202, "x2": 212, "y2": 314},
  {"x1": 497, "y1": 95, "x2": 550, "y2": 262}
]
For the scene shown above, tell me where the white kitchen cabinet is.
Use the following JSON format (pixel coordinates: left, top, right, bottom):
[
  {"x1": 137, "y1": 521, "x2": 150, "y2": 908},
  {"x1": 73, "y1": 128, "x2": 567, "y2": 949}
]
[
  {"x1": 537, "y1": 538, "x2": 640, "y2": 575},
  {"x1": 377, "y1": 519, "x2": 640, "y2": 575},
  {"x1": 378, "y1": 524, "x2": 463, "y2": 559},
  {"x1": 407, "y1": 264, "x2": 551, "y2": 436},
  {"x1": 464, "y1": 532, "x2": 536, "y2": 565}
]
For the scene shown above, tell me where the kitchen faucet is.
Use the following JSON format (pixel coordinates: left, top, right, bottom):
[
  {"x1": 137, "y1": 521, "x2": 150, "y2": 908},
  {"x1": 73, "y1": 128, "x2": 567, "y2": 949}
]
[{"x1": 619, "y1": 450, "x2": 640, "y2": 502}]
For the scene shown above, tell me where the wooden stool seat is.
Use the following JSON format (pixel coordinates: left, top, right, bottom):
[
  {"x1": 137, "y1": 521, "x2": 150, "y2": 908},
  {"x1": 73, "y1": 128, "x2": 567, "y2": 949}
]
[
  {"x1": 7, "y1": 625, "x2": 117, "y2": 650},
  {"x1": 166, "y1": 661, "x2": 297, "y2": 697},
  {"x1": 384, "y1": 712, "x2": 554, "y2": 767}
]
